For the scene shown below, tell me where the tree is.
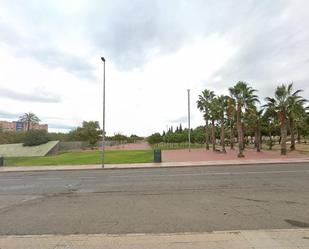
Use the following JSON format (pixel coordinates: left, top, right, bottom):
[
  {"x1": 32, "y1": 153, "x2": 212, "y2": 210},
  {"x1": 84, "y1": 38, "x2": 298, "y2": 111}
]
[
  {"x1": 226, "y1": 96, "x2": 236, "y2": 149},
  {"x1": 113, "y1": 133, "x2": 127, "y2": 144},
  {"x1": 148, "y1": 133, "x2": 162, "y2": 144},
  {"x1": 179, "y1": 123, "x2": 183, "y2": 132},
  {"x1": 193, "y1": 126, "x2": 206, "y2": 144},
  {"x1": 229, "y1": 82, "x2": 259, "y2": 157},
  {"x1": 209, "y1": 96, "x2": 220, "y2": 151},
  {"x1": 217, "y1": 95, "x2": 228, "y2": 153},
  {"x1": 197, "y1": 89, "x2": 215, "y2": 150},
  {"x1": 262, "y1": 99, "x2": 280, "y2": 150},
  {"x1": 264, "y1": 83, "x2": 305, "y2": 155},
  {"x1": 0, "y1": 131, "x2": 27, "y2": 144},
  {"x1": 298, "y1": 114, "x2": 309, "y2": 143},
  {"x1": 287, "y1": 92, "x2": 307, "y2": 150},
  {"x1": 19, "y1": 112, "x2": 40, "y2": 131},
  {"x1": 76, "y1": 121, "x2": 102, "y2": 149},
  {"x1": 23, "y1": 130, "x2": 49, "y2": 146},
  {"x1": 247, "y1": 106, "x2": 263, "y2": 152}
]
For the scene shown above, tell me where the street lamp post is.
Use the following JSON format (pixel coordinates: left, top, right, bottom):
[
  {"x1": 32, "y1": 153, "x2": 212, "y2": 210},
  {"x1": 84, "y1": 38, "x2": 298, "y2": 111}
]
[
  {"x1": 187, "y1": 89, "x2": 191, "y2": 152},
  {"x1": 101, "y1": 57, "x2": 106, "y2": 168}
]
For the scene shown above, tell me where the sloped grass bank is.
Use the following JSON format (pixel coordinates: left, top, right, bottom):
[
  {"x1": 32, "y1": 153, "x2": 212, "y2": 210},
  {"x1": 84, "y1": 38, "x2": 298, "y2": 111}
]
[
  {"x1": 0, "y1": 141, "x2": 59, "y2": 157},
  {"x1": 5, "y1": 150, "x2": 153, "y2": 166}
]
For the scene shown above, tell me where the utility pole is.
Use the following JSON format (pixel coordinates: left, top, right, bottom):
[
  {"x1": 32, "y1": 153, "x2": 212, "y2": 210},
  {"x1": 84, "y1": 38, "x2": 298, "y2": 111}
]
[
  {"x1": 101, "y1": 57, "x2": 106, "y2": 168},
  {"x1": 187, "y1": 89, "x2": 191, "y2": 152}
]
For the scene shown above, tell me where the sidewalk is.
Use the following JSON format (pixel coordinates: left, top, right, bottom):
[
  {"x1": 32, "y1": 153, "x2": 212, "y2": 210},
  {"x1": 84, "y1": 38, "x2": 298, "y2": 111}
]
[
  {"x1": 0, "y1": 229, "x2": 308, "y2": 249},
  {"x1": 1, "y1": 157, "x2": 309, "y2": 172}
]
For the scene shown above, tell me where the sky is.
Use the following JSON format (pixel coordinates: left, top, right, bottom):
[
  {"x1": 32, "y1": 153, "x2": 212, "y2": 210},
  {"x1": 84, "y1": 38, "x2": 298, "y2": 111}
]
[{"x1": 0, "y1": 0, "x2": 308, "y2": 136}]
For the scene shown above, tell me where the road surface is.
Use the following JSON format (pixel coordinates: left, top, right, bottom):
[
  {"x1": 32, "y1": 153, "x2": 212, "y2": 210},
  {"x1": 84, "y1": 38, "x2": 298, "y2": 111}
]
[{"x1": 0, "y1": 163, "x2": 309, "y2": 235}]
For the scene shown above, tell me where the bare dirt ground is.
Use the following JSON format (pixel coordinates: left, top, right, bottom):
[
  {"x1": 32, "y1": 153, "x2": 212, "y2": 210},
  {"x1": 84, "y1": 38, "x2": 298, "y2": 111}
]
[
  {"x1": 162, "y1": 147, "x2": 309, "y2": 162},
  {"x1": 105, "y1": 141, "x2": 152, "y2": 150},
  {"x1": 102, "y1": 141, "x2": 308, "y2": 162}
]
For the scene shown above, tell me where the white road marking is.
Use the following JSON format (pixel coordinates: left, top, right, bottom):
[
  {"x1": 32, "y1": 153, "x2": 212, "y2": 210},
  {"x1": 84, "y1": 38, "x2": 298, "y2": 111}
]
[
  {"x1": 39, "y1": 177, "x2": 62, "y2": 180},
  {"x1": 80, "y1": 177, "x2": 97, "y2": 180},
  {"x1": 111, "y1": 170, "x2": 309, "y2": 178},
  {"x1": 0, "y1": 178, "x2": 23, "y2": 181}
]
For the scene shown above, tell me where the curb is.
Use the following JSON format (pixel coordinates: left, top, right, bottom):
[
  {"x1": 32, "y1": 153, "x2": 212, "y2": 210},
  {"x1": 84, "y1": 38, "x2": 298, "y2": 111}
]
[
  {"x1": 1, "y1": 159, "x2": 309, "y2": 173},
  {"x1": 1, "y1": 228, "x2": 308, "y2": 238}
]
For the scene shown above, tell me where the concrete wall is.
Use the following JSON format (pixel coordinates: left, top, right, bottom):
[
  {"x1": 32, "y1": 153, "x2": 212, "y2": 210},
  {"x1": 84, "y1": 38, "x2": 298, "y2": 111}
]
[{"x1": 46, "y1": 141, "x2": 59, "y2": 156}]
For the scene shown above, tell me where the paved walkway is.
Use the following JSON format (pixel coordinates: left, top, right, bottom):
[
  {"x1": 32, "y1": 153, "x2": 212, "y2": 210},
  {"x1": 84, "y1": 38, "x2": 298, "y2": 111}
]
[
  {"x1": 0, "y1": 229, "x2": 308, "y2": 249},
  {"x1": 1, "y1": 157, "x2": 309, "y2": 172}
]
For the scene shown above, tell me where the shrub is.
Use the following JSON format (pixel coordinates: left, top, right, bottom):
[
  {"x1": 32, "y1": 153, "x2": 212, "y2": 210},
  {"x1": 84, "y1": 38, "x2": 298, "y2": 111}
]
[
  {"x1": 148, "y1": 133, "x2": 162, "y2": 144},
  {"x1": 23, "y1": 130, "x2": 49, "y2": 146}
]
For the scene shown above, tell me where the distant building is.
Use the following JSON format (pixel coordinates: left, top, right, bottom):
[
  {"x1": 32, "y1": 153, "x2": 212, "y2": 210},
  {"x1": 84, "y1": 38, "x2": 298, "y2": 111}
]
[{"x1": 0, "y1": 120, "x2": 48, "y2": 132}]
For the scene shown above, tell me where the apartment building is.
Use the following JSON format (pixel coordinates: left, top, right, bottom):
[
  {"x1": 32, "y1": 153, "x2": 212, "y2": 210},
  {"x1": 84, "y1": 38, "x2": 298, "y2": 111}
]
[{"x1": 0, "y1": 120, "x2": 48, "y2": 132}]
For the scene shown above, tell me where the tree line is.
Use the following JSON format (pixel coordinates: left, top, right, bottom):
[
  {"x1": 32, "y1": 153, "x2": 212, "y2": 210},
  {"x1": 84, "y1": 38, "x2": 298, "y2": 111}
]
[
  {"x1": 148, "y1": 82, "x2": 309, "y2": 157},
  {"x1": 0, "y1": 117, "x2": 143, "y2": 147},
  {"x1": 197, "y1": 81, "x2": 308, "y2": 157},
  {"x1": 148, "y1": 125, "x2": 207, "y2": 145}
]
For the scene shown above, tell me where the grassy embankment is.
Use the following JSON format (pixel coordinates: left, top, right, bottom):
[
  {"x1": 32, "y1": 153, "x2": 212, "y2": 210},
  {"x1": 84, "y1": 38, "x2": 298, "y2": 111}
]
[{"x1": 5, "y1": 150, "x2": 153, "y2": 166}]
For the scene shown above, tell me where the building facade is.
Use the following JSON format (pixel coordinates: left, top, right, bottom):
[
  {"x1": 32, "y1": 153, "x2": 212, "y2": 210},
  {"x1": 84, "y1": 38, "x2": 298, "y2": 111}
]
[{"x1": 0, "y1": 120, "x2": 48, "y2": 132}]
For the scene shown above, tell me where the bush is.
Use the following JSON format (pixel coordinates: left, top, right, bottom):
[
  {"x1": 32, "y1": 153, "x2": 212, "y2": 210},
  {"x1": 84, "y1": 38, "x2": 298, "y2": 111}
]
[
  {"x1": 0, "y1": 131, "x2": 27, "y2": 144},
  {"x1": 23, "y1": 130, "x2": 49, "y2": 146},
  {"x1": 148, "y1": 133, "x2": 162, "y2": 144}
]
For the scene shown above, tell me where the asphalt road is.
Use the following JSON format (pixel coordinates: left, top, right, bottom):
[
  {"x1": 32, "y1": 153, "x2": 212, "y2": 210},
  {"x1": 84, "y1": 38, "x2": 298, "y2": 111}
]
[{"x1": 0, "y1": 163, "x2": 309, "y2": 235}]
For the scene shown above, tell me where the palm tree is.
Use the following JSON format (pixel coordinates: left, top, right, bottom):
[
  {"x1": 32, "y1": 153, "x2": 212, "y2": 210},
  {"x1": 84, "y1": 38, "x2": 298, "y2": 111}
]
[
  {"x1": 229, "y1": 82, "x2": 259, "y2": 157},
  {"x1": 217, "y1": 95, "x2": 228, "y2": 153},
  {"x1": 287, "y1": 94, "x2": 307, "y2": 151},
  {"x1": 19, "y1": 112, "x2": 40, "y2": 131},
  {"x1": 262, "y1": 106, "x2": 278, "y2": 150},
  {"x1": 247, "y1": 106, "x2": 263, "y2": 152},
  {"x1": 297, "y1": 112, "x2": 309, "y2": 143},
  {"x1": 295, "y1": 106, "x2": 309, "y2": 144},
  {"x1": 197, "y1": 89, "x2": 215, "y2": 150},
  {"x1": 209, "y1": 96, "x2": 220, "y2": 151},
  {"x1": 264, "y1": 83, "x2": 305, "y2": 155},
  {"x1": 226, "y1": 96, "x2": 236, "y2": 149}
]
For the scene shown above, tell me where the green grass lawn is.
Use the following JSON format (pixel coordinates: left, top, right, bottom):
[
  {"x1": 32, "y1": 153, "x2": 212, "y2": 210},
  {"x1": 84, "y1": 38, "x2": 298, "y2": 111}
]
[{"x1": 4, "y1": 150, "x2": 153, "y2": 166}]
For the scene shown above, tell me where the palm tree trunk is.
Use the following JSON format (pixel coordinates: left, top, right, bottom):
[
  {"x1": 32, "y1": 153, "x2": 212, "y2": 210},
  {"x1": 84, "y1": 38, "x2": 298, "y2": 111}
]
[
  {"x1": 230, "y1": 120, "x2": 234, "y2": 150},
  {"x1": 268, "y1": 130, "x2": 273, "y2": 150},
  {"x1": 211, "y1": 119, "x2": 216, "y2": 151},
  {"x1": 297, "y1": 128, "x2": 301, "y2": 144},
  {"x1": 205, "y1": 117, "x2": 209, "y2": 150},
  {"x1": 27, "y1": 121, "x2": 30, "y2": 131},
  {"x1": 221, "y1": 112, "x2": 226, "y2": 153},
  {"x1": 236, "y1": 107, "x2": 244, "y2": 157},
  {"x1": 242, "y1": 123, "x2": 245, "y2": 151},
  {"x1": 290, "y1": 119, "x2": 295, "y2": 151},
  {"x1": 256, "y1": 122, "x2": 261, "y2": 152},
  {"x1": 281, "y1": 117, "x2": 287, "y2": 155}
]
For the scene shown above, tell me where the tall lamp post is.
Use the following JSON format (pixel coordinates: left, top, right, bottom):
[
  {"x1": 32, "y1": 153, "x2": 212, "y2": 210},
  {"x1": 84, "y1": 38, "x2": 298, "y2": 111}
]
[
  {"x1": 187, "y1": 89, "x2": 191, "y2": 152},
  {"x1": 101, "y1": 57, "x2": 106, "y2": 168}
]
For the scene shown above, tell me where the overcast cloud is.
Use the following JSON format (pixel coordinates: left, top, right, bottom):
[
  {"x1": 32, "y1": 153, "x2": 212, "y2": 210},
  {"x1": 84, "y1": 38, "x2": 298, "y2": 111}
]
[
  {"x1": 0, "y1": 87, "x2": 61, "y2": 103},
  {"x1": 0, "y1": 0, "x2": 308, "y2": 135}
]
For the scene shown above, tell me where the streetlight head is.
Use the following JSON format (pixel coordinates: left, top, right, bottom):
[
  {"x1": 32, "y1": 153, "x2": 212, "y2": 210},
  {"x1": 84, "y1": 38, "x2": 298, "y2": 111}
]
[{"x1": 101, "y1": 57, "x2": 105, "y2": 62}]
